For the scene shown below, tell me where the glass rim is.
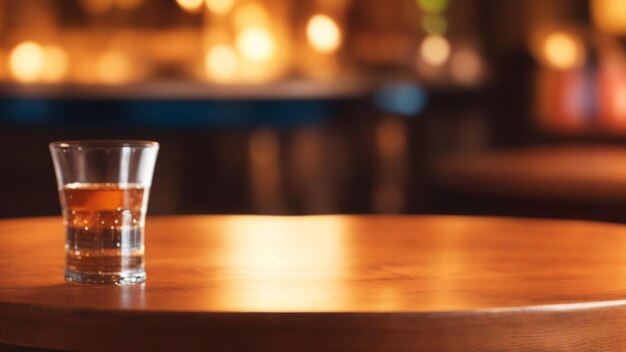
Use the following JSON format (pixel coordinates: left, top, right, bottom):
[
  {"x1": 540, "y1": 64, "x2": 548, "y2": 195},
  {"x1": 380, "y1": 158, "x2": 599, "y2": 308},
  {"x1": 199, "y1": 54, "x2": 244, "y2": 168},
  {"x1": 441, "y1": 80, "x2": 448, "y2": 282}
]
[{"x1": 50, "y1": 140, "x2": 159, "y2": 149}]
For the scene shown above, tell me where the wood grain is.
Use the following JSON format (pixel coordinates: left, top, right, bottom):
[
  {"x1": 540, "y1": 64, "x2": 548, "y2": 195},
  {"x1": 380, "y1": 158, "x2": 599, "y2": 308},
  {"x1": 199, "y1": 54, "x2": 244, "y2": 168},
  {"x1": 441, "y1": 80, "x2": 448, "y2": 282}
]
[{"x1": 2, "y1": 215, "x2": 626, "y2": 351}]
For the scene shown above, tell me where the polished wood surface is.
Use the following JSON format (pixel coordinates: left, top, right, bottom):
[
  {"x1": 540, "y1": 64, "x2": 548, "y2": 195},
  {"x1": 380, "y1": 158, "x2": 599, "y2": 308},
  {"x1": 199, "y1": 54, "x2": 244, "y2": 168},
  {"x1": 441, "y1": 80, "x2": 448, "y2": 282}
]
[
  {"x1": 3, "y1": 215, "x2": 626, "y2": 351},
  {"x1": 434, "y1": 146, "x2": 626, "y2": 202}
]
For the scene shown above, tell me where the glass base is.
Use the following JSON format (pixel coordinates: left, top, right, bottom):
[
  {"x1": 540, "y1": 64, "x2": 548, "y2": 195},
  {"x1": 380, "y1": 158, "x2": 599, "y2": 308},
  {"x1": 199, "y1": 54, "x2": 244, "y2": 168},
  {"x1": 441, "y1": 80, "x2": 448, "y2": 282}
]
[{"x1": 65, "y1": 269, "x2": 146, "y2": 285}]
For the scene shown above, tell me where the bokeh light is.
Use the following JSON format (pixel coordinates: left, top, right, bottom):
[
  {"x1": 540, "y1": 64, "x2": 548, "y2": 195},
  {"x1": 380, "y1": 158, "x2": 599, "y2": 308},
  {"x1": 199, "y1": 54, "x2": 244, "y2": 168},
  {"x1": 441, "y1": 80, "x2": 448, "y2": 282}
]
[
  {"x1": 375, "y1": 83, "x2": 427, "y2": 116},
  {"x1": 450, "y1": 48, "x2": 483, "y2": 85},
  {"x1": 236, "y1": 27, "x2": 276, "y2": 62},
  {"x1": 97, "y1": 51, "x2": 132, "y2": 84},
  {"x1": 176, "y1": 0, "x2": 203, "y2": 12},
  {"x1": 42, "y1": 46, "x2": 70, "y2": 83},
  {"x1": 205, "y1": 45, "x2": 239, "y2": 82},
  {"x1": 543, "y1": 32, "x2": 584, "y2": 70},
  {"x1": 205, "y1": 0, "x2": 235, "y2": 14},
  {"x1": 306, "y1": 15, "x2": 342, "y2": 54},
  {"x1": 417, "y1": 0, "x2": 449, "y2": 13},
  {"x1": 233, "y1": 2, "x2": 269, "y2": 30},
  {"x1": 420, "y1": 35, "x2": 451, "y2": 66},
  {"x1": 9, "y1": 41, "x2": 45, "y2": 83},
  {"x1": 592, "y1": 0, "x2": 626, "y2": 35}
]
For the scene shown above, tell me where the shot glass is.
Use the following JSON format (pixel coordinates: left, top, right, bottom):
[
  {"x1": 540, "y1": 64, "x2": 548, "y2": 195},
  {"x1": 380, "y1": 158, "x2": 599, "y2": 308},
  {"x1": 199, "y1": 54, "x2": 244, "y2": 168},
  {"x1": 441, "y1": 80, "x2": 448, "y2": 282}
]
[{"x1": 50, "y1": 140, "x2": 159, "y2": 285}]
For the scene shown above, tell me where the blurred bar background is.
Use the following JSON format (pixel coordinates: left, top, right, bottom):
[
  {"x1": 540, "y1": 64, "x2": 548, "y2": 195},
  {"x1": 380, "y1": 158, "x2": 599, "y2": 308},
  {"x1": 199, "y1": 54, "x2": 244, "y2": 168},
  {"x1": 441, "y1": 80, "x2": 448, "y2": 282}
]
[{"x1": 1, "y1": 0, "x2": 626, "y2": 222}]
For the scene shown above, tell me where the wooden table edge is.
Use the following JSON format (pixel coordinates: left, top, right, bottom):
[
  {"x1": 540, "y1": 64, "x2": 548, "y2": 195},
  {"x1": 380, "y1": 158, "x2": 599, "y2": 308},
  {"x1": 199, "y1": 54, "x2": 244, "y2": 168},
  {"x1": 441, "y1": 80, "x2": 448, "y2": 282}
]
[{"x1": 3, "y1": 299, "x2": 626, "y2": 351}]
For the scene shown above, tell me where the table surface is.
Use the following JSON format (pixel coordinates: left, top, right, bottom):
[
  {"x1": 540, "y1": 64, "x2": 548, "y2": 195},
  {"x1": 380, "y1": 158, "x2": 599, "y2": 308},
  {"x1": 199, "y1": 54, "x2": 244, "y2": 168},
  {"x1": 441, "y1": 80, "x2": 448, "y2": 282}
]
[{"x1": 3, "y1": 215, "x2": 626, "y2": 351}]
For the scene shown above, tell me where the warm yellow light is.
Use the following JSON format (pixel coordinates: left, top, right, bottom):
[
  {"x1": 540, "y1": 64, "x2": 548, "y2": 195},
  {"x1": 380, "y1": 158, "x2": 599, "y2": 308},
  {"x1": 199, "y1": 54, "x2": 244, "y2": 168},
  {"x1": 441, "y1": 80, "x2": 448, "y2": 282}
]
[
  {"x1": 420, "y1": 35, "x2": 450, "y2": 66},
  {"x1": 306, "y1": 15, "x2": 342, "y2": 54},
  {"x1": 450, "y1": 48, "x2": 483, "y2": 84},
  {"x1": 176, "y1": 0, "x2": 203, "y2": 12},
  {"x1": 236, "y1": 27, "x2": 276, "y2": 62},
  {"x1": 0, "y1": 52, "x2": 4, "y2": 80},
  {"x1": 205, "y1": 0, "x2": 235, "y2": 14},
  {"x1": 592, "y1": 0, "x2": 626, "y2": 34},
  {"x1": 233, "y1": 3, "x2": 268, "y2": 30},
  {"x1": 218, "y1": 217, "x2": 349, "y2": 311},
  {"x1": 42, "y1": 46, "x2": 70, "y2": 83},
  {"x1": 9, "y1": 41, "x2": 45, "y2": 83},
  {"x1": 97, "y1": 51, "x2": 132, "y2": 85},
  {"x1": 543, "y1": 32, "x2": 583, "y2": 70},
  {"x1": 205, "y1": 45, "x2": 239, "y2": 82}
]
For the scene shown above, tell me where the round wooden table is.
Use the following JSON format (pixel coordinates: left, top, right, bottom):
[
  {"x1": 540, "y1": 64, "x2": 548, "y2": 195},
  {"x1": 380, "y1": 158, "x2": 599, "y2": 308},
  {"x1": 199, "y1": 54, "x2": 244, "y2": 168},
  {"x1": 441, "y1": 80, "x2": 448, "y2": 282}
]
[{"x1": 2, "y1": 215, "x2": 626, "y2": 351}]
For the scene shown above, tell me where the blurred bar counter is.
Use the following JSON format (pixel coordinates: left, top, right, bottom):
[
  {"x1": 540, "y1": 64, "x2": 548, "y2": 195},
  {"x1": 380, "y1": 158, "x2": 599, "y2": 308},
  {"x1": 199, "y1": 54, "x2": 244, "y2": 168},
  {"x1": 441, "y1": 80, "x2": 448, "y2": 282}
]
[{"x1": 0, "y1": 73, "x2": 491, "y2": 219}]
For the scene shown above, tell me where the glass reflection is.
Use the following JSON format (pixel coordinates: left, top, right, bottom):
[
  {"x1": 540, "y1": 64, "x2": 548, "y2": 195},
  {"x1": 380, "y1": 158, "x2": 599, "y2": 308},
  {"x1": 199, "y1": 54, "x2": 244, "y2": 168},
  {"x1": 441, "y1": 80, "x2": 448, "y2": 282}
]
[{"x1": 119, "y1": 283, "x2": 146, "y2": 309}]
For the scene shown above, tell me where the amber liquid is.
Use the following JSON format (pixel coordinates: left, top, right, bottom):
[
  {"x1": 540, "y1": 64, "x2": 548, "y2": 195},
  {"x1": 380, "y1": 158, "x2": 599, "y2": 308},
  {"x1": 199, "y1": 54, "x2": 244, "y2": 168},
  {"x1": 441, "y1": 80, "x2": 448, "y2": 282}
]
[{"x1": 60, "y1": 183, "x2": 148, "y2": 282}]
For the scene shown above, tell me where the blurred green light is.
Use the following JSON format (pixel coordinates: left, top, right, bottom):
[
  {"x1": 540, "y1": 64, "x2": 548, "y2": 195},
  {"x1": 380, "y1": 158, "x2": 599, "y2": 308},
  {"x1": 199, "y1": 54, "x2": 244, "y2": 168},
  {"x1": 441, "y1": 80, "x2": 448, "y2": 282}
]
[
  {"x1": 417, "y1": 0, "x2": 449, "y2": 13},
  {"x1": 422, "y1": 15, "x2": 447, "y2": 35}
]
